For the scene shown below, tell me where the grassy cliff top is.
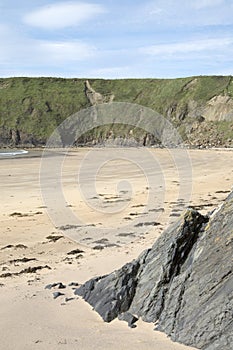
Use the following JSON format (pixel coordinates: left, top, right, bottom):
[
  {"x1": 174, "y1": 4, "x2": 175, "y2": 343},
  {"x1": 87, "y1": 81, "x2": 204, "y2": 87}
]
[{"x1": 0, "y1": 76, "x2": 233, "y2": 146}]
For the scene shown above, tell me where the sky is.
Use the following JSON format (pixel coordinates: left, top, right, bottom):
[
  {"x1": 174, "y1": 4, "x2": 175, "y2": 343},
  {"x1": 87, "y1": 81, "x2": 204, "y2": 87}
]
[{"x1": 1, "y1": 0, "x2": 233, "y2": 78}]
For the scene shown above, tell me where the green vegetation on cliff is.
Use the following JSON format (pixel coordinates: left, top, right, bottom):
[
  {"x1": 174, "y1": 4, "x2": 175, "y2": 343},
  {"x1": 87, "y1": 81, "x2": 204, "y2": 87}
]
[{"x1": 0, "y1": 76, "x2": 233, "y2": 147}]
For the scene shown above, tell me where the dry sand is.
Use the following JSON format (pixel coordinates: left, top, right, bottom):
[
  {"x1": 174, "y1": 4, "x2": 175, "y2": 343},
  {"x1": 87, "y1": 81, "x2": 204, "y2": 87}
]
[{"x1": 0, "y1": 148, "x2": 232, "y2": 350}]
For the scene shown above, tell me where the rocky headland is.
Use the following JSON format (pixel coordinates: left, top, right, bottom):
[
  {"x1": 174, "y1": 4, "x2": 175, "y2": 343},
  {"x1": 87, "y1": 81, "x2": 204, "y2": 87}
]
[{"x1": 76, "y1": 191, "x2": 233, "y2": 350}]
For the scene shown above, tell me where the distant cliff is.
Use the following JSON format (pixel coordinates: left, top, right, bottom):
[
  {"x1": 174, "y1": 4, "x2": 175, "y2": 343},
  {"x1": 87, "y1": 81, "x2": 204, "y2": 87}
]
[{"x1": 0, "y1": 76, "x2": 233, "y2": 147}]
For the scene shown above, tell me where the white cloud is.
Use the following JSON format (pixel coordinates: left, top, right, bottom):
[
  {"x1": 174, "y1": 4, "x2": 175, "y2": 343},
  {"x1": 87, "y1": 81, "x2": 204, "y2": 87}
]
[
  {"x1": 0, "y1": 22, "x2": 97, "y2": 72},
  {"x1": 191, "y1": 0, "x2": 224, "y2": 10},
  {"x1": 148, "y1": 7, "x2": 163, "y2": 16},
  {"x1": 38, "y1": 40, "x2": 96, "y2": 62},
  {"x1": 23, "y1": 1, "x2": 106, "y2": 29},
  {"x1": 140, "y1": 38, "x2": 233, "y2": 56},
  {"x1": 139, "y1": 0, "x2": 233, "y2": 26},
  {"x1": 0, "y1": 25, "x2": 20, "y2": 64},
  {"x1": 87, "y1": 66, "x2": 132, "y2": 78}
]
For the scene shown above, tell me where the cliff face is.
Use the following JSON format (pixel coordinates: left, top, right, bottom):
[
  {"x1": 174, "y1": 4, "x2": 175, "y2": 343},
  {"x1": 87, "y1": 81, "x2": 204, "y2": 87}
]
[
  {"x1": 84, "y1": 80, "x2": 114, "y2": 105},
  {"x1": 0, "y1": 76, "x2": 233, "y2": 148},
  {"x1": 76, "y1": 191, "x2": 233, "y2": 350}
]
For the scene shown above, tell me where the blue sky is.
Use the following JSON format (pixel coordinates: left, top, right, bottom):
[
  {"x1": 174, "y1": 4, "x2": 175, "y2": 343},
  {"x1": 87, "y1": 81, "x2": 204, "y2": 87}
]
[{"x1": 1, "y1": 0, "x2": 233, "y2": 78}]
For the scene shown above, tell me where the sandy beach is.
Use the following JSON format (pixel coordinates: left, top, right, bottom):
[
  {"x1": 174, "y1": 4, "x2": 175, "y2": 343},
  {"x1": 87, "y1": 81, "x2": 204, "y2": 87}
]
[{"x1": 0, "y1": 148, "x2": 232, "y2": 350}]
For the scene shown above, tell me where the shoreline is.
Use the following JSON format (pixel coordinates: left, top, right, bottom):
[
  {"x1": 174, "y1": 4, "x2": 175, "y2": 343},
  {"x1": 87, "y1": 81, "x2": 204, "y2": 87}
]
[
  {"x1": 1, "y1": 144, "x2": 233, "y2": 151},
  {"x1": 0, "y1": 145, "x2": 233, "y2": 159}
]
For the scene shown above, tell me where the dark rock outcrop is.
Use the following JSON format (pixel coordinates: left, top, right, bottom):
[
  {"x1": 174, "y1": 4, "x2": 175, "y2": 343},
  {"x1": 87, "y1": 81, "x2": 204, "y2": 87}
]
[{"x1": 76, "y1": 192, "x2": 233, "y2": 350}]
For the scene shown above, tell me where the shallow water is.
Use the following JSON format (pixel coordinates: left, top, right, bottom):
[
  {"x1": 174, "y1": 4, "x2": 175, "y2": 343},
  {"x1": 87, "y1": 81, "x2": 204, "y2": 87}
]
[{"x1": 0, "y1": 149, "x2": 28, "y2": 158}]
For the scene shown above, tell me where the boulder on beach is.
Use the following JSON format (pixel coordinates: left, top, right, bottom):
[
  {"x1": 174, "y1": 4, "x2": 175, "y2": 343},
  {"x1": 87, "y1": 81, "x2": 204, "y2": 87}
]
[{"x1": 76, "y1": 191, "x2": 233, "y2": 350}]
